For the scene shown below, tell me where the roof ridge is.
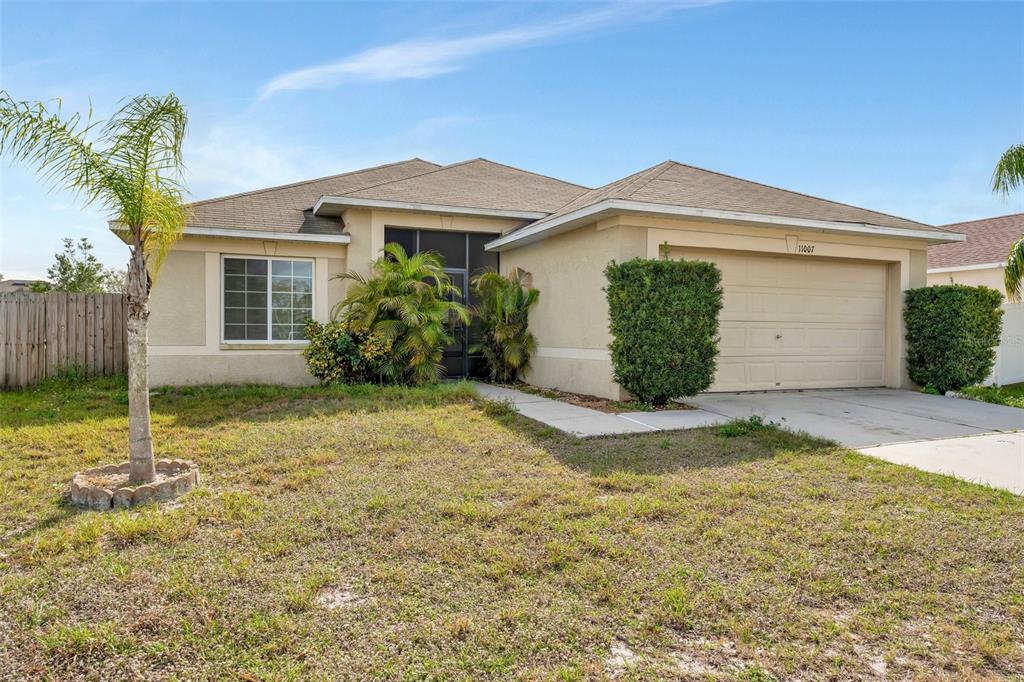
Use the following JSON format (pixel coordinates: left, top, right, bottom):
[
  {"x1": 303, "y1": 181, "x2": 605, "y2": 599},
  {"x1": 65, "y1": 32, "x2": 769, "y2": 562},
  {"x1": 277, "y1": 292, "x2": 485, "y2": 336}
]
[
  {"x1": 469, "y1": 157, "x2": 591, "y2": 190},
  {"x1": 656, "y1": 160, "x2": 936, "y2": 230},
  {"x1": 187, "y1": 157, "x2": 441, "y2": 208},
  {"x1": 941, "y1": 212, "x2": 1024, "y2": 228},
  {"x1": 336, "y1": 157, "x2": 591, "y2": 199},
  {"x1": 543, "y1": 161, "x2": 672, "y2": 215},
  {"x1": 334, "y1": 158, "x2": 483, "y2": 197},
  {"x1": 614, "y1": 160, "x2": 676, "y2": 200}
]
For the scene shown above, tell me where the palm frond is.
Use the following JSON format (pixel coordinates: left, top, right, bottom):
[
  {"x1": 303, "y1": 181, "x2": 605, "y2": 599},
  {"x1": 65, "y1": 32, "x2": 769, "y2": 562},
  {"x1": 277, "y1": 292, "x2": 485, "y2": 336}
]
[
  {"x1": 1005, "y1": 235, "x2": 1024, "y2": 302},
  {"x1": 0, "y1": 92, "x2": 119, "y2": 206},
  {"x1": 993, "y1": 144, "x2": 1024, "y2": 195}
]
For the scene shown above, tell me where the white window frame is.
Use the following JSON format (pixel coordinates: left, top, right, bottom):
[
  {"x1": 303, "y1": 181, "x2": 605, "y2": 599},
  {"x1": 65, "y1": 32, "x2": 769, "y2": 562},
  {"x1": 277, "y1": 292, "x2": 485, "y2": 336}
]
[{"x1": 220, "y1": 254, "x2": 315, "y2": 345}]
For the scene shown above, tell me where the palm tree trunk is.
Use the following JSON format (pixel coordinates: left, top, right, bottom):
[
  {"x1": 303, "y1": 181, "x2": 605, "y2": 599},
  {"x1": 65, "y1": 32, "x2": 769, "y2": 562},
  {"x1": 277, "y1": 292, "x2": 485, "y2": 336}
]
[{"x1": 126, "y1": 235, "x2": 155, "y2": 484}]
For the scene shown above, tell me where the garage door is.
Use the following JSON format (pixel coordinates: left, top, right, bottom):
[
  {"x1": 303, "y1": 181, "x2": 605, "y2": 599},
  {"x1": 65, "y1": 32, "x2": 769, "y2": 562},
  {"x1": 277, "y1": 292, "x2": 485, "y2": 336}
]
[{"x1": 677, "y1": 249, "x2": 887, "y2": 392}]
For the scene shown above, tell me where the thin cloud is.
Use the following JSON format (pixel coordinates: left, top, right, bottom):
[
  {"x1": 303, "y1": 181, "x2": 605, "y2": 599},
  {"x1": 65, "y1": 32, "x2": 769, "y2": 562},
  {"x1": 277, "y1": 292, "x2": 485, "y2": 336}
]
[{"x1": 259, "y1": 3, "x2": 715, "y2": 99}]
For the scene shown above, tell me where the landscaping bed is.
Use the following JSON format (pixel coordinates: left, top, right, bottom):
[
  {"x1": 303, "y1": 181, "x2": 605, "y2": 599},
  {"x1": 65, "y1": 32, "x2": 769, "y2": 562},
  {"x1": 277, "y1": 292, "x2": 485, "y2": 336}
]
[
  {"x1": 1, "y1": 377, "x2": 1022, "y2": 680},
  {"x1": 960, "y1": 382, "x2": 1024, "y2": 408}
]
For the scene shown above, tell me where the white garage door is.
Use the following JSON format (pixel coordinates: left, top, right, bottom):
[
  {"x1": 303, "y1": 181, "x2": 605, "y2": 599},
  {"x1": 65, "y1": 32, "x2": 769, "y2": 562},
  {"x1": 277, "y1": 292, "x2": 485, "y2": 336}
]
[{"x1": 678, "y1": 249, "x2": 887, "y2": 392}]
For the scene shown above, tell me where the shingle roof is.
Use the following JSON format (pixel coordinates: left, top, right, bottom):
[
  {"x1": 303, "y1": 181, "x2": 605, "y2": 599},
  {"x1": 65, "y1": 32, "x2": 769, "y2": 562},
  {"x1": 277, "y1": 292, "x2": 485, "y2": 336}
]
[
  {"x1": 186, "y1": 157, "x2": 944, "y2": 242},
  {"x1": 338, "y1": 158, "x2": 589, "y2": 213},
  {"x1": 187, "y1": 158, "x2": 442, "y2": 234},
  {"x1": 928, "y1": 213, "x2": 1024, "y2": 269},
  {"x1": 538, "y1": 160, "x2": 942, "y2": 233}
]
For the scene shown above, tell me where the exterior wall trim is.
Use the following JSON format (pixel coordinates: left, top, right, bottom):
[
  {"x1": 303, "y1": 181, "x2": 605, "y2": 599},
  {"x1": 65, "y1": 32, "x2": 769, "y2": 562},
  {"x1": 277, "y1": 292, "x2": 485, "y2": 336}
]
[
  {"x1": 927, "y1": 262, "x2": 1004, "y2": 274},
  {"x1": 485, "y1": 199, "x2": 962, "y2": 251},
  {"x1": 187, "y1": 226, "x2": 351, "y2": 244},
  {"x1": 534, "y1": 346, "x2": 611, "y2": 361},
  {"x1": 313, "y1": 195, "x2": 548, "y2": 221}
]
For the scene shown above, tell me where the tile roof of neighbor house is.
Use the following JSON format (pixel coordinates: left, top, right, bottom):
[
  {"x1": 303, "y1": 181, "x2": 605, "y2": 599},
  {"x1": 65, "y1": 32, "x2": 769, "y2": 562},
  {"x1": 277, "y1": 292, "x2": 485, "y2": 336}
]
[
  {"x1": 536, "y1": 160, "x2": 944, "y2": 233},
  {"x1": 186, "y1": 156, "x2": 944, "y2": 239},
  {"x1": 928, "y1": 213, "x2": 1024, "y2": 269}
]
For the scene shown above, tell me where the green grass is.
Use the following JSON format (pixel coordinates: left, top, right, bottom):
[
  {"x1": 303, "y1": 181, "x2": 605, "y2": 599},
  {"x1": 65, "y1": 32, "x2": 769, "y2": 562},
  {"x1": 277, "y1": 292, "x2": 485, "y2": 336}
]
[
  {"x1": 2, "y1": 377, "x2": 1023, "y2": 679},
  {"x1": 961, "y1": 382, "x2": 1024, "y2": 408}
]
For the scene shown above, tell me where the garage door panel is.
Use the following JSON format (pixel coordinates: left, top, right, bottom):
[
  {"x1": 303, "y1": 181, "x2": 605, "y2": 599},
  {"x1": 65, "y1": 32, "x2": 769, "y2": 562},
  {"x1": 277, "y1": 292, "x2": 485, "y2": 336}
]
[{"x1": 681, "y1": 248, "x2": 887, "y2": 391}]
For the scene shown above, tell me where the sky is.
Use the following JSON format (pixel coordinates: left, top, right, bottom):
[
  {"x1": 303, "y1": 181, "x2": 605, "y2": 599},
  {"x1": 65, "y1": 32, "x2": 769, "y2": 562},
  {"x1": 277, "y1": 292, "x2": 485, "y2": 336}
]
[{"x1": 1, "y1": 0, "x2": 1022, "y2": 280}]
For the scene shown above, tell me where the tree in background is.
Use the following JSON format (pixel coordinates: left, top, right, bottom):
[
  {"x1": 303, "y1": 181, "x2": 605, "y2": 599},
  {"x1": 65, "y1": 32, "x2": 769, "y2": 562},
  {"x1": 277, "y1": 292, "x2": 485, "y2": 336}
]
[
  {"x1": 0, "y1": 92, "x2": 189, "y2": 484},
  {"x1": 29, "y1": 237, "x2": 125, "y2": 293},
  {"x1": 992, "y1": 144, "x2": 1024, "y2": 300}
]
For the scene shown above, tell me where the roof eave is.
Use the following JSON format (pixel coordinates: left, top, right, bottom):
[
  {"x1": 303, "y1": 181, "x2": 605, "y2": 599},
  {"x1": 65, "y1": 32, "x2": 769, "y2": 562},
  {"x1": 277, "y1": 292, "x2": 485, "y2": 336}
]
[
  {"x1": 927, "y1": 262, "x2": 1005, "y2": 274},
  {"x1": 313, "y1": 195, "x2": 548, "y2": 221},
  {"x1": 485, "y1": 199, "x2": 963, "y2": 251},
  {"x1": 109, "y1": 222, "x2": 351, "y2": 245}
]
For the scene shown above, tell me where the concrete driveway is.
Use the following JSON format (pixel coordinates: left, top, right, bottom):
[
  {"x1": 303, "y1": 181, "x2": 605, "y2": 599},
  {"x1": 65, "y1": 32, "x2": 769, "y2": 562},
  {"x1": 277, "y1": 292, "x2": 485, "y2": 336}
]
[{"x1": 689, "y1": 389, "x2": 1024, "y2": 494}]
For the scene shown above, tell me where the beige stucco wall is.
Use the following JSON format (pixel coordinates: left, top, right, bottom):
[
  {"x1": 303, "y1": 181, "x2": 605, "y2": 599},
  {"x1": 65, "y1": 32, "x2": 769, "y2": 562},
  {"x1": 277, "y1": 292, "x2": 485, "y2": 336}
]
[
  {"x1": 499, "y1": 214, "x2": 931, "y2": 398},
  {"x1": 150, "y1": 251, "x2": 206, "y2": 346},
  {"x1": 500, "y1": 221, "x2": 646, "y2": 399},
  {"x1": 149, "y1": 209, "x2": 522, "y2": 387},
  {"x1": 148, "y1": 234, "x2": 347, "y2": 386},
  {"x1": 927, "y1": 266, "x2": 1005, "y2": 295}
]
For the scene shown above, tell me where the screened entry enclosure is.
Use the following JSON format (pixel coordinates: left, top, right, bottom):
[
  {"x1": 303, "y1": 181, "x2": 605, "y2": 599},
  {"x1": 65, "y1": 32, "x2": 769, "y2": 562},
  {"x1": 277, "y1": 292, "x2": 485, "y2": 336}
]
[{"x1": 384, "y1": 228, "x2": 499, "y2": 377}]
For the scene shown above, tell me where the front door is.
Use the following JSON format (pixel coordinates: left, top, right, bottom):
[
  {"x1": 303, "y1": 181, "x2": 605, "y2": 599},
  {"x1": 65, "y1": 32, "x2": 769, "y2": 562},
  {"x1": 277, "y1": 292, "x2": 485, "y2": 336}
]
[
  {"x1": 442, "y1": 270, "x2": 468, "y2": 376},
  {"x1": 384, "y1": 227, "x2": 499, "y2": 378}
]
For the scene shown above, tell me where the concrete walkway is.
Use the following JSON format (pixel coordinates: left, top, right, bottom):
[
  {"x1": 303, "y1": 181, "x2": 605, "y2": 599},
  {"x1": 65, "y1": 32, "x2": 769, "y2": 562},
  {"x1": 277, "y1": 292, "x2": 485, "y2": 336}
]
[{"x1": 474, "y1": 383, "x2": 726, "y2": 437}]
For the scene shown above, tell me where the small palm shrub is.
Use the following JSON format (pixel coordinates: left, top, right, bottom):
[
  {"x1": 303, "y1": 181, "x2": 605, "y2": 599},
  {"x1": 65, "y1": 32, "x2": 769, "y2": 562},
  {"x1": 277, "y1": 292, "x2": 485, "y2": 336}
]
[
  {"x1": 331, "y1": 243, "x2": 469, "y2": 384},
  {"x1": 904, "y1": 285, "x2": 1003, "y2": 393},
  {"x1": 302, "y1": 319, "x2": 392, "y2": 384},
  {"x1": 471, "y1": 267, "x2": 540, "y2": 383},
  {"x1": 605, "y1": 258, "x2": 723, "y2": 405}
]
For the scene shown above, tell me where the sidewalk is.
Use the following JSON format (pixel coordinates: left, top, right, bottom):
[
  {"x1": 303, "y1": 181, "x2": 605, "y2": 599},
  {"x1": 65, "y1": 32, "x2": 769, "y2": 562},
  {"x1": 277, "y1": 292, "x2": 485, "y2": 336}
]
[{"x1": 475, "y1": 383, "x2": 727, "y2": 437}]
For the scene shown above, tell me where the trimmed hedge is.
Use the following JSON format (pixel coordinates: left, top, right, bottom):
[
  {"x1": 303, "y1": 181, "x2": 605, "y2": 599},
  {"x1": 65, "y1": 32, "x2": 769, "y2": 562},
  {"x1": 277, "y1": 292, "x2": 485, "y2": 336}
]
[
  {"x1": 605, "y1": 258, "x2": 723, "y2": 405},
  {"x1": 904, "y1": 285, "x2": 1003, "y2": 394}
]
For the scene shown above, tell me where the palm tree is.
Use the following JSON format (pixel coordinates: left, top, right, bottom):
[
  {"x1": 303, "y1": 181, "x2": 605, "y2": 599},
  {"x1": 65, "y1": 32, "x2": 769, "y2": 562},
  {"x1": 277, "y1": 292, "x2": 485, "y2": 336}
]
[
  {"x1": 332, "y1": 242, "x2": 470, "y2": 384},
  {"x1": 0, "y1": 92, "x2": 189, "y2": 483},
  {"x1": 471, "y1": 267, "x2": 540, "y2": 383},
  {"x1": 993, "y1": 144, "x2": 1024, "y2": 301}
]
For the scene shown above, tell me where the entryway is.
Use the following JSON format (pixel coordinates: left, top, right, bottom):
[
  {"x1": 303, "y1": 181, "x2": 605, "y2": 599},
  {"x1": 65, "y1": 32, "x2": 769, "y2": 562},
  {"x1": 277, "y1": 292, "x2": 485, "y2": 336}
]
[{"x1": 385, "y1": 227, "x2": 499, "y2": 377}]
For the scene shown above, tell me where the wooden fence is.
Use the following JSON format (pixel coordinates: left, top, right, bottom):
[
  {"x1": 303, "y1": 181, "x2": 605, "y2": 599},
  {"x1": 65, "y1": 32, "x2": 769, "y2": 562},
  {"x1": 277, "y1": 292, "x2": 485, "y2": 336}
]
[{"x1": 0, "y1": 292, "x2": 128, "y2": 390}]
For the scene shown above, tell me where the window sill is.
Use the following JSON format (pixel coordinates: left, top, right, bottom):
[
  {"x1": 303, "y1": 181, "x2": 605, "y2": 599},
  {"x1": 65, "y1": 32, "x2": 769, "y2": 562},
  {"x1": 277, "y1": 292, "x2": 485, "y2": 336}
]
[{"x1": 220, "y1": 343, "x2": 308, "y2": 351}]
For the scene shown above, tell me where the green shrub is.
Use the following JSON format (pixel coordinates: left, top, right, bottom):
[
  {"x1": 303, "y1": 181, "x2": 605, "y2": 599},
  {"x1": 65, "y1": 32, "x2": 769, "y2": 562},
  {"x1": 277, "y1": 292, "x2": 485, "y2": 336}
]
[
  {"x1": 718, "y1": 415, "x2": 774, "y2": 438},
  {"x1": 471, "y1": 267, "x2": 539, "y2": 383},
  {"x1": 331, "y1": 243, "x2": 469, "y2": 384},
  {"x1": 904, "y1": 285, "x2": 1004, "y2": 394},
  {"x1": 302, "y1": 319, "x2": 391, "y2": 384},
  {"x1": 605, "y1": 258, "x2": 723, "y2": 405}
]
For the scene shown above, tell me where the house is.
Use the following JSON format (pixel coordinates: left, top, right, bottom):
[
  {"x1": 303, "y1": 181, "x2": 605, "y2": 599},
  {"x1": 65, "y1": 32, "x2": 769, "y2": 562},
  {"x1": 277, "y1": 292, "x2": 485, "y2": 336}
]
[
  {"x1": 138, "y1": 158, "x2": 963, "y2": 399},
  {"x1": 926, "y1": 213, "x2": 1023, "y2": 295},
  {"x1": 0, "y1": 278, "x2": 43, "y2": 293},
  {"x1": 927, "y1": 213, "x2": 1024, "y2": 385}
]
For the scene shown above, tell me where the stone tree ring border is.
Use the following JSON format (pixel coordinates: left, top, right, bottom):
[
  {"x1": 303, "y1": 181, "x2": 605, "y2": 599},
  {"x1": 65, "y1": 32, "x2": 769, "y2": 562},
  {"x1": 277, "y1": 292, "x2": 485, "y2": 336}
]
[{"x1": 70, "y1": 459, "x2": 200, "y2": 510}]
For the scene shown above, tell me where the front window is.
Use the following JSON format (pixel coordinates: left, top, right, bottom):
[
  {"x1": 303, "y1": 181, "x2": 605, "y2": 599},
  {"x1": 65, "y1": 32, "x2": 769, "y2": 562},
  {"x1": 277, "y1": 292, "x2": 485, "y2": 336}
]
[{"x1": 223, "y1": 256, "x2": 313, "y2": 342}]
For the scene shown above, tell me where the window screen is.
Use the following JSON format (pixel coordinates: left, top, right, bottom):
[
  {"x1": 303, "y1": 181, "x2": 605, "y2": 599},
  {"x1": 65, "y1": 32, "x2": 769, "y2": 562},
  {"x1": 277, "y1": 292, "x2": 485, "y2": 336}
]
[{"x1": 223, "y1": 257, "x2": 312, "y2": 342}]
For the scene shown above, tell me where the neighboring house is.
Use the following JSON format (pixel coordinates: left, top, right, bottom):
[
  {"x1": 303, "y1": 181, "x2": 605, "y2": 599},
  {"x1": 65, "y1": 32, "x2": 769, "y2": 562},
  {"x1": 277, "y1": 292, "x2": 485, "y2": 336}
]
[
  {"x1": 926, "y1": 213, "x2": 1024, "y2": 295},
  {"x1": 928, "y1": 213, "x2": 1024, "y2": 385},
  {"x1": 131, "y1": 158, "x2": 962, "y2": 399},
  {"x1": 0, "y1": 278, "x2": 42, "y2": 293}
]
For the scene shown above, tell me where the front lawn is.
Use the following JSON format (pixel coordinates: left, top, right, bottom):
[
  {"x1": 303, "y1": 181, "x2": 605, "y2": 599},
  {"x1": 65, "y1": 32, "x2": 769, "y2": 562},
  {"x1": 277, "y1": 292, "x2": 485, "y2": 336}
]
[{"x1": 1, "y1": 379, "x2": 1022, "y2": 680}]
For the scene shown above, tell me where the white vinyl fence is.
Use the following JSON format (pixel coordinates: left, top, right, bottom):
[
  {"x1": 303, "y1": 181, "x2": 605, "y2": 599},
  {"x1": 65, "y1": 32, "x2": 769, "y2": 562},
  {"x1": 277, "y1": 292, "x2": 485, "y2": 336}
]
[{"x1": 989, "y1": 303, "x2": 1024, "y2": 386}]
